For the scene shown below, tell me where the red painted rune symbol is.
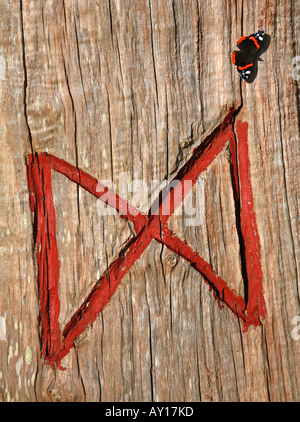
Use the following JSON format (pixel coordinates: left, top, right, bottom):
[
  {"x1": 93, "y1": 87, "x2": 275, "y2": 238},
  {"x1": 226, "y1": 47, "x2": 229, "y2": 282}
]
[{"x1": 26, "y1": 108, "x2": 266, "y2": 369}]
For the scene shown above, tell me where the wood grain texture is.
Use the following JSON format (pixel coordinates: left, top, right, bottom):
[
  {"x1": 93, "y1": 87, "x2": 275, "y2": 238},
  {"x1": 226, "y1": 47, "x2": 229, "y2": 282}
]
[{"x1": 0, "y1": 0, "x2": 299, "y2": 401}]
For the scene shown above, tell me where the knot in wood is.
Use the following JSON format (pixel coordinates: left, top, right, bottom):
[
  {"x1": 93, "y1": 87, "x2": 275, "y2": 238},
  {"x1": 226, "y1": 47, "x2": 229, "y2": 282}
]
[{"x1": 166, "y1": 253, "x2": 178, "y2": 267}]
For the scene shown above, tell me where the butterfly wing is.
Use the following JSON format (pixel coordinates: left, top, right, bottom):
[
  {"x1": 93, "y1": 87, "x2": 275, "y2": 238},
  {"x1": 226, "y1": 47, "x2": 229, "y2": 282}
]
[
  {"x1": 236, "y1": 30, "x2": 265, "y2": 54},
  {"x1": 231, "y1": 51, "x2": 254, "y2": 80}
]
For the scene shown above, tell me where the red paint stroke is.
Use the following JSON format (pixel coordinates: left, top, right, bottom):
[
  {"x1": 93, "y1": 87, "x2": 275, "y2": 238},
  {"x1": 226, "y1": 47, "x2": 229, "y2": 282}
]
[
  {"x1": 26, "y1": 155, "x2": 63, "y2": 359},
  {"x1": 235, "y1": 120, "x2": 266, "y2": 324},
  {"x1": 26, "y1": 108, "x2": 266, "y2": 368}
]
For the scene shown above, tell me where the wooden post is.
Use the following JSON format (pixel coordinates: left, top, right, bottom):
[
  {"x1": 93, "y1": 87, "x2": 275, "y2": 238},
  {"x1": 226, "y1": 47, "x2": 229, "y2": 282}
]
[{"x1": 0, "y1": 0, "x2": 299, "y2": 402}]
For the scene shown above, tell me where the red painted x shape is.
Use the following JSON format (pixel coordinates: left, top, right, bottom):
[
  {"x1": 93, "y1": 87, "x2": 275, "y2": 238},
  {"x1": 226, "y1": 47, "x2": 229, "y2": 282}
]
[{"x1": 26, "y1": 108, "x2": 266, "y2": 368}]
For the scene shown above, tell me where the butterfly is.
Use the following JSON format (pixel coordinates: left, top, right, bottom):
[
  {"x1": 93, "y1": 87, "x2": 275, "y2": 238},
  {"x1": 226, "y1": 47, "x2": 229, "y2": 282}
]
[{"x1": 231, "y1": 30, "x2": 265, "y2": 80}]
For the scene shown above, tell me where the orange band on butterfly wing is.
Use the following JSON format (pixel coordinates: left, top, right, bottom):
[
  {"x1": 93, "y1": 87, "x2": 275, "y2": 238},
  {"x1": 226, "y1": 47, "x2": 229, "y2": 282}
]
[
  {"x1": 249, "y1": 36, "x2": 260, "y2": 50},
  {"x1": 238, "y1": 63, "x2": 253, "y2": 70},
  {"x1": 231, "y1": 52, "x2": 236, "y2": 64},
  {"x1": 237, "y1": 35, "x2": 247, "y2": 45}
]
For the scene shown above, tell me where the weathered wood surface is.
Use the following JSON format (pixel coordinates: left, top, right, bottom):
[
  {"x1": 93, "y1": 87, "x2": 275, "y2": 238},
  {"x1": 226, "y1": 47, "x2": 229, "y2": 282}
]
[{"x1": 0, "y1": 0, "x2": 299, "y2": 401}]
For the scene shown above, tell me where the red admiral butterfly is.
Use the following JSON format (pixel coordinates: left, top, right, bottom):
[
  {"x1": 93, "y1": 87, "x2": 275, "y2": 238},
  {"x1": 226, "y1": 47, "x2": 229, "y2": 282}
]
[{"x1": 231, "y1": 30, "x2": 264, "y2": 80}]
